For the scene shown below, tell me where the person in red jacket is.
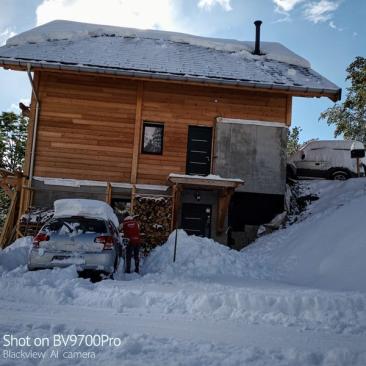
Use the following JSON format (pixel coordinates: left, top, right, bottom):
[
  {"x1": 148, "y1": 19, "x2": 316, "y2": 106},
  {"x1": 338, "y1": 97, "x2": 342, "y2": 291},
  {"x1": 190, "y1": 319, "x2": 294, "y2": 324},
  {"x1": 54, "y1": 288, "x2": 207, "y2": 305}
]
[{"x1": 122, "y1": 214, "x2": 141, "y2": 273}]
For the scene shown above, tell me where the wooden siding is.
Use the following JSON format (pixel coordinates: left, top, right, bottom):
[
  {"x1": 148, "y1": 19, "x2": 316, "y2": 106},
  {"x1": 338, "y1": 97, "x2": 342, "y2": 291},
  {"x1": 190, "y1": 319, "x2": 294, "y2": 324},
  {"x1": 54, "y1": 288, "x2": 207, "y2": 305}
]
[
  {"x1": 32, "y1": 71, "x2": 289, "y2": 185},
  {"x1": 34, "y1": 72, "x2": 137, "y2": 181},
  {"x1": 138, "y1": 81, "x2": 288, "y2": 184}
]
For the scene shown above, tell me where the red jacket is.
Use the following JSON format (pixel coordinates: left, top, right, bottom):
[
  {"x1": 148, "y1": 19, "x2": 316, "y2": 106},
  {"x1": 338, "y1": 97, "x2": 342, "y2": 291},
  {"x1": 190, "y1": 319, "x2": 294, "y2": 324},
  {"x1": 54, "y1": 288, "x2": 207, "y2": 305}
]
[{"x1": 122, "y1": 217, "x2": 141, "y2": 246}]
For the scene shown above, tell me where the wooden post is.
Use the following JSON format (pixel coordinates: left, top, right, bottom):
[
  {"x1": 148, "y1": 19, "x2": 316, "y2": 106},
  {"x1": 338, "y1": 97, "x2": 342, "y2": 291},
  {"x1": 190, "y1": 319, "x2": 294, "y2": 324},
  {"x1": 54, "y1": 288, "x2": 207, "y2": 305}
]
[
  {"x1": 16, "y1": 177, "x2": 27, "y2": 239},
  {"x1": 131, "y1": 81, "x2": 144, "y2": 184},
  {"x1": 23, "y1": 72, "x2": 40, "y2": 177},
  {"x1": 105, "y1": 182, "x2": 112, "y2": 204},
  {"x1": 0, "y1": 191, "x2": 19, "y2": 248},
  {"x1": 130, "y1": 184, "x2": 136, "y2": 214},
  {"x1": 285, "y1": 96, "x2": 292, "y2": 127},
  {"x1": 172, "y1": 184, "x2": 182, "y2": 230},
  {"x1": 216, "y1": 188, "x2": 234, "y2": 234},
  {"x1": 211, "y1": 117, "x2": 217, "y2": 175}
]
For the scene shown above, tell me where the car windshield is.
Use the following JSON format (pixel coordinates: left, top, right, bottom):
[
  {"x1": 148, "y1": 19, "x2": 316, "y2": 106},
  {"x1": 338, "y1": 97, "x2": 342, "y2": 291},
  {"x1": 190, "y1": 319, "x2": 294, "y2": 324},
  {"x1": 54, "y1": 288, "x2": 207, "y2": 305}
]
[{"x1": 43, "y1": 217, "x2": 107, "y2": 236}]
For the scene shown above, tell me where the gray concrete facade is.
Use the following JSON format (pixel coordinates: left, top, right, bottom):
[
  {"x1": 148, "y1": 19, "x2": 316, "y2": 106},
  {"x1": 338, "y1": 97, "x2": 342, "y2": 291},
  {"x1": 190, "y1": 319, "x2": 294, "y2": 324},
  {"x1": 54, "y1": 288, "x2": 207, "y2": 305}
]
[{"x1": 214, "y1": 119, "x2": 287, "y2": 195}]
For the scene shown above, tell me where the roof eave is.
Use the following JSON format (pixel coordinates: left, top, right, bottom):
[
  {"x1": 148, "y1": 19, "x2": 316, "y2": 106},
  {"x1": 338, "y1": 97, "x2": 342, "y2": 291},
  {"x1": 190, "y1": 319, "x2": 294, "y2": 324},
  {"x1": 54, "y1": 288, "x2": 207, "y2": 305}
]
[{"x1": 0, "y1": 58, "x2": 342, "y2": 101}]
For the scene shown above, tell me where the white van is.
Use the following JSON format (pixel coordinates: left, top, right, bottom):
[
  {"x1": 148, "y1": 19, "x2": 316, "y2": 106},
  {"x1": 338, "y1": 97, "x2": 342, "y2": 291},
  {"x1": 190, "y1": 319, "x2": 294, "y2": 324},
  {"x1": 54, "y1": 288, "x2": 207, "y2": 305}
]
[{"x1": 289, "y1": 140, "x2": 366, "y2": 180}]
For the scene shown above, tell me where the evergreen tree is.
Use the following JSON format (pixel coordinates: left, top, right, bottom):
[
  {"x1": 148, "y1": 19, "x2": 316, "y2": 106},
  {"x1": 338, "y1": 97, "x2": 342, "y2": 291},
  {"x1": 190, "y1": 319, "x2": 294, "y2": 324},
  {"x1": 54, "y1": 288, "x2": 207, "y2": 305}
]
[
  {"x1": 287, "y1": 126, "x2": 302, "y2": 156},
  {"x1": 0, "y1": 111, "x2": 28, "y2": 228},
  {"x1": 0, "y1": 111, "x2": 28, "y2": 171},
  {"x1": 320, "y1": 56, "x2": 366, "y2": 143}
]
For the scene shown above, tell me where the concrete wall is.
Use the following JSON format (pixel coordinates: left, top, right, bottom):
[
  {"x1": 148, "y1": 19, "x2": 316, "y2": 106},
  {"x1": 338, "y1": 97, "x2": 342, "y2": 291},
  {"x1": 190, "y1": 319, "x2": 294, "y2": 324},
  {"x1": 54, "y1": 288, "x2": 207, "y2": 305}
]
[
  {"x1": 214, "y1": 120, "x2": 287, "y2": 195},
  {"x1": 31, "y1": 179, "x2": 131, "y2": 208}
]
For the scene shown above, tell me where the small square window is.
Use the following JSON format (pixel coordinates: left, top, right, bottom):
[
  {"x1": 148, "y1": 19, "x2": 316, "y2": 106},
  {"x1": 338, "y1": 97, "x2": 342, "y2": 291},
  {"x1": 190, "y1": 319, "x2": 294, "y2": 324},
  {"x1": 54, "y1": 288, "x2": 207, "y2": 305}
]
[{"x1": 142, "y1": 122, "x2": 164, "y2": 155}]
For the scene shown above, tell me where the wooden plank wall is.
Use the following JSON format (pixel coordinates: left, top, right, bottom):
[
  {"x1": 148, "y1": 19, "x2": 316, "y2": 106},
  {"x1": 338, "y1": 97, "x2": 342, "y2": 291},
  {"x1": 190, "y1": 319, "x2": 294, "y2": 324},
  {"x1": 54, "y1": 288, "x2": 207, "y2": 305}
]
[
  {"x1": 138, "y1": 81, "x2": 288, "y2": 184},
  {"x1": 34, "y1": 72, "x2": 137, "y2": 181},
  {"x1": 32, "y1": 71, "x2": 289, "y2": 185}
]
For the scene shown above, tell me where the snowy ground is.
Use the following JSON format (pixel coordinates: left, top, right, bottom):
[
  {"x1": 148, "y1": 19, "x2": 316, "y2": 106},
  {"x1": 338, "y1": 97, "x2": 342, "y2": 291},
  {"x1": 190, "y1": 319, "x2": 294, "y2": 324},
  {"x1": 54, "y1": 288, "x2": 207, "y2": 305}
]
[{"x1": 1, "y1": 179, "x2": 366, "y2": 365}]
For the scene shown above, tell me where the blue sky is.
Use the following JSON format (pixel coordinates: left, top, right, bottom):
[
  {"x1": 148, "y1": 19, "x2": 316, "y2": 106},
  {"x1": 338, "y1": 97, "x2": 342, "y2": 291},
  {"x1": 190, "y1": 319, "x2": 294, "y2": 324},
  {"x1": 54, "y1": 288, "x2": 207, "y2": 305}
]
[{"x1": 0, "y1": 0, "x2": 364, "y2": 142}]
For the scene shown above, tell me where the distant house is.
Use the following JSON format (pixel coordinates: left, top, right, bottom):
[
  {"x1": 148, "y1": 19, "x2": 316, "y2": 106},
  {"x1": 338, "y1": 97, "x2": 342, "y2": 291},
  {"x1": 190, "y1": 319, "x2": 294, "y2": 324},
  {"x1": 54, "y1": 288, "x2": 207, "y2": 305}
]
[{"x1": 0, "y1": 20, "x2": 340, "y2": 248}]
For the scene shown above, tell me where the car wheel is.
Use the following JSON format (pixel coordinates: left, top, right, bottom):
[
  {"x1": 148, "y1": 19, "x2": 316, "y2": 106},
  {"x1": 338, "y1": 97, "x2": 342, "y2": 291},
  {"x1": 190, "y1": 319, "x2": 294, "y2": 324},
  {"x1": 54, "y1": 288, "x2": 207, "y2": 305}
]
[{"x1": 331, "y1": 171, "x2": 349, "y2": 180}]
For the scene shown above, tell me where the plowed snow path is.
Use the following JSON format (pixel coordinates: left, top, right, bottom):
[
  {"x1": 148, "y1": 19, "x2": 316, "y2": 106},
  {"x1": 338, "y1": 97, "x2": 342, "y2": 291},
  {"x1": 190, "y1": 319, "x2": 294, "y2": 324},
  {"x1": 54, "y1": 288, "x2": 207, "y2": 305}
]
[{"x1": 1, "y1": 272, "x2": 366, "y2": 366}]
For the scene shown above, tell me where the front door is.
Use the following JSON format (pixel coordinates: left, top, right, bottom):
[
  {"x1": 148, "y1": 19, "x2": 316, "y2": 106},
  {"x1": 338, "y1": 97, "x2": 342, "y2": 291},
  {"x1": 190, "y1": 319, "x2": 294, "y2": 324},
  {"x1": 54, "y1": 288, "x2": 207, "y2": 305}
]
[
  {"x1": 186, "y1": 126, "x2": 212, "y2": 176},
  {"x1": 181, "y1": 203, "x2": 212, "y2": 238}
]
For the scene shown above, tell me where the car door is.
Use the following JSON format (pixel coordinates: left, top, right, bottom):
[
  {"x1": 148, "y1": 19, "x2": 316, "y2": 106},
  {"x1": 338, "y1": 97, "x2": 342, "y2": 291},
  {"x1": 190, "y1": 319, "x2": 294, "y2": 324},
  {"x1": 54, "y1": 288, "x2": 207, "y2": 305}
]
[{"x1": 294, "y1": 147, "x2": 329, "y2": 178}]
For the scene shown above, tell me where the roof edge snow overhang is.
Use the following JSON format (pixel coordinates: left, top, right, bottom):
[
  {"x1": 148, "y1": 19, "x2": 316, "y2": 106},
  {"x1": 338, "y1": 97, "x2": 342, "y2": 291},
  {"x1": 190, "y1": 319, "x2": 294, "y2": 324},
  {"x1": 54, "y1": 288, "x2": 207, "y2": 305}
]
[
  {"x1": 0, "y1": 58, "x2": 342, "y2": 102},
  {"x1": 168, "y1": 174, "x2": 244, "y2": 189}
]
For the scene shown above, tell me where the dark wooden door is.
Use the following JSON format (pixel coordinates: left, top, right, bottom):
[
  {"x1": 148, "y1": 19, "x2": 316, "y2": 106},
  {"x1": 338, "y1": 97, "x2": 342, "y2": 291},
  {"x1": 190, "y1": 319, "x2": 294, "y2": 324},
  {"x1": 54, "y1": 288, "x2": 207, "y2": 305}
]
[
  {"x1": 181, "y1": 203, "x2": 212, "y2": 238},
  {"x1": 186, "y1": 126, "x2": 212, "y2": 176}
]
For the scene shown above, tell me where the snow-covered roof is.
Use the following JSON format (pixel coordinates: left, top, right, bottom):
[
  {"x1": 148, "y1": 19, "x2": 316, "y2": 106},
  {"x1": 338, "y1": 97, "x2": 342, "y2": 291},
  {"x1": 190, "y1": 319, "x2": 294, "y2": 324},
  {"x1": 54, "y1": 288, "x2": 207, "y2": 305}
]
[{"x1": 0, "y1": 20, "x2": 341, "y2": 100}]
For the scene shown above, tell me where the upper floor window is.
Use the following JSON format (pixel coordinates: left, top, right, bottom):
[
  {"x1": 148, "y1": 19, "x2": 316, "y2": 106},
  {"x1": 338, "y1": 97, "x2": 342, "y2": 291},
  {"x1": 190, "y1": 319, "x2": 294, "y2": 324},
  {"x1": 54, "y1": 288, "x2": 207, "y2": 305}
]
[{"x1": 142, "y1": 122, "x2": 164, "y2": 155}]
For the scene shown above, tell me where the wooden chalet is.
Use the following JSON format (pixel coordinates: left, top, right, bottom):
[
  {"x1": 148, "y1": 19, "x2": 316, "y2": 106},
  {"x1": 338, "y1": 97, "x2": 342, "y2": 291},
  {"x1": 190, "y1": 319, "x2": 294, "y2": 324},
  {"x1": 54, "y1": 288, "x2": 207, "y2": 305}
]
[{"x1": 0, "y1": 20, "x2": 341, "y2": 249}]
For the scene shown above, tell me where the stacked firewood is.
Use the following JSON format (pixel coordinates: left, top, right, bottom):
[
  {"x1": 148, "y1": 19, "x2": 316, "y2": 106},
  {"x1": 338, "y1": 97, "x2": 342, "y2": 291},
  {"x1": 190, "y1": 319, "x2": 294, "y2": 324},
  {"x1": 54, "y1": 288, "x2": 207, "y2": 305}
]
[
  {"x1": 19, "y1": 207, "x2": 54, "y2": 237},
  {"x1": 133, "y1": 195, "x2": 172, "y2": 254}
]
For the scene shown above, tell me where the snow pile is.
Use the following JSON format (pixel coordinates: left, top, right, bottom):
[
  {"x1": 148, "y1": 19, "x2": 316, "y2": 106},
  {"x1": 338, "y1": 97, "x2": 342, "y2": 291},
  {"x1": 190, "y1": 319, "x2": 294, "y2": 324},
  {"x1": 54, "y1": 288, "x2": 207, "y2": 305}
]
[
  {"x1": 6, "y1": 20, "x2": 311, "y2": 68},
  {"x1": 144, "y1": 230, "x2": 246, "y2": 278},
  {"x1": 54, "y1": 198, "x2": 119, "y2": 227},
  {"x1": 2, "y1": 238, "x2": 365, "y2": 335},
  {"x1": 241, "y1": 178, "x2": 366, "y2": 292},
  {"x1": 145, "y1": 179, "x2": 366, "y2": 293},
  {"x1": 0, "y1": 236, "x2": 32, "y2": 273},
  {"x1": 0, "y1": 180, "x2": 366, "y2": 364}
]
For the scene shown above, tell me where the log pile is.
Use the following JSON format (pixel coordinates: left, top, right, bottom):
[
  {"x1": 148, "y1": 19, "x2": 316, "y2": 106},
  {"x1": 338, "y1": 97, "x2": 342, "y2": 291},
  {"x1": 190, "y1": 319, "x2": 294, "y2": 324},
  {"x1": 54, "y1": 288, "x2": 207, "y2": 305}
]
[
  {"x1": 18, "y1": 207, "x2": 54, "y2": 237},
  {"x1": 133, "y1": 195, "x2": 172, "y2": 254}
]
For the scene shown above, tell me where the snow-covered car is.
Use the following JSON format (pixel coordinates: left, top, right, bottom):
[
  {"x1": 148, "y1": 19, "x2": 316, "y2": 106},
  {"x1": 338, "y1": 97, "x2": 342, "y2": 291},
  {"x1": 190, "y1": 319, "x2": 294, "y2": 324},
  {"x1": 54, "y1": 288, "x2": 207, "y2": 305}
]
[
  {"x1": 28, "y1": 199, "x2": 122, "y2": 277},
  {"x1": 289, "y1": 140, "x2": 366, "y2": 180}
]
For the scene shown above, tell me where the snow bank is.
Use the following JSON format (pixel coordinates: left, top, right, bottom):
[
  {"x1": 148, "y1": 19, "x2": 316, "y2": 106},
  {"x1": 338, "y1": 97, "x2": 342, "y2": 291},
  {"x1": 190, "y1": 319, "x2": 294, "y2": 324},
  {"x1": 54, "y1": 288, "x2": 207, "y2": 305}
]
[
  {"x1": 145, "y1": 179, "x2": 366, "y2": 294},
  {"x1": 1, "y1": 179, "x2": 366, "y2": 365},
  {"x1": 0, "y1": 237, "x2": 32, "y2": 272},
  {"x1": 6, "y1": 20, "x2": 311, "y2": 68},
  {"x1": 144, "y1": 230, "x2": 247, "y2": 278},
  {"x1": 54, "y1": 198, "x2": 119, "y2": 227},
  {"x1": 1, "y1": 246, "x2": 365, "y2": 335},
  {"x1": 241, "y1": 178, "x2": 366, "y2": 292}
]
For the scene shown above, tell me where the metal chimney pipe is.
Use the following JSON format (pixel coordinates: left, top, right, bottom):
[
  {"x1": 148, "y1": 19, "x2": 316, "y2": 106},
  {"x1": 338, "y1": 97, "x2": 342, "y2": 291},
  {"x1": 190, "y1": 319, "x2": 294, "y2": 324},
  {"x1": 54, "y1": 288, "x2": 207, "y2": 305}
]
[{"x1": 254, "y1": 20, "x2": 262, "y2": 55}]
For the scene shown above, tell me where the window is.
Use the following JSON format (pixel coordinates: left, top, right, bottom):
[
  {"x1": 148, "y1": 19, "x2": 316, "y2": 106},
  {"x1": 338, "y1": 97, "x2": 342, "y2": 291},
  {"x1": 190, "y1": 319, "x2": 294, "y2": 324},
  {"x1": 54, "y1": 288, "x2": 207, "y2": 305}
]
[
  {"x1": 142, "y1": 122, "x2": 164, "y2": 155},
  {"x1": 44, "y1": 218, "x2": 107, "y2": 235}
]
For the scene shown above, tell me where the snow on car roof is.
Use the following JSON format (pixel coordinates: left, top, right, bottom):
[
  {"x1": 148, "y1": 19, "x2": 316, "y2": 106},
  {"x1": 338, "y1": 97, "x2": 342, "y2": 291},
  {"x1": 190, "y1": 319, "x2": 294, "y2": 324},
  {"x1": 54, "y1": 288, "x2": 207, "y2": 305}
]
[
  {"x1": 53, "y1": 199, "x2": 119, "y2": 228},
  {"x1": 0, "y1": 20, "x2": 340, "y2": 99}
]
